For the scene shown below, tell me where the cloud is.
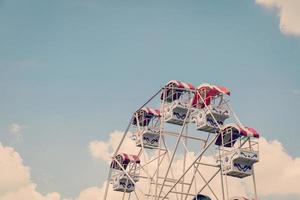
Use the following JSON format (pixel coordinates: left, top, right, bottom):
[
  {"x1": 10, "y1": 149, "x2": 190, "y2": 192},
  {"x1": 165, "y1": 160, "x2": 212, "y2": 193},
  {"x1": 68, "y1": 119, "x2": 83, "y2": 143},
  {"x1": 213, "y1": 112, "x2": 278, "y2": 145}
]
[
  {"x1": 76, "y1": 182, "x2": 128, "y2": 200},
  {"x1": 0, "y1": 143, "x2": 61, "y2": 200},
  {"x1": 254, "y1": 138, "x2": 300, "y2": 196},
  {"x1": 77, "y1": 186, "x2": 103, "y2": 200},
  {"x1": 88, "y1": 130, "x2": 139, "y2": 163},
  {"x1": 8, "y1": 123, "x2": 25, "y2": 137},
  {"x1": 1, "y1": 129, "x2": 300, "y2": 200},
  {"x1": 0, "y1": 144, "x2": 30, "y2": 195},
  {"x1": 89, "y1": 141, "x2": 110, "y2": 163},
  {"x1": 0, "y1": 184, "x2": 61, "y2": 200},
  {"x1": 88, "y1": 130, "x2": 300, "y2": 199},
  {"x1": 255, "y1": 0, "x2": 300, "y2": 36}
]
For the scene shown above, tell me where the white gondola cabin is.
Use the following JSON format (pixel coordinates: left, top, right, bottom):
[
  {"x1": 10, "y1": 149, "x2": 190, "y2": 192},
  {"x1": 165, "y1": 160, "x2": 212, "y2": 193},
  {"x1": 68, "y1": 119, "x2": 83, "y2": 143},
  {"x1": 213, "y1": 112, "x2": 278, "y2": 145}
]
[
  {"x1": 161, "y1": 80, "x2": 195, "y2": 125},
  {"x1": 110, "y1": 153, "x2": 141, "y2": 192},
  {"x1": 230, "y1": 149, "x2": 259, "y2": 164},
  {"x1": 191, "y1": 83, "x2": 230, "y2": 132},
  {"x1": 192, "y1": 109, "x2": 224, "y2": 133},
  {"x1": 132, "y1": 107, "x2": 161, "y2": 148},
  {"x1": 221, "y1": 152, "x2": 257, "y2": 178},
  {"x1": 217, "y1": 124, "x2": 260, "y2": 178},
  {"x1": 112, "y1": 174, "x2": 135, "y2": 193}
]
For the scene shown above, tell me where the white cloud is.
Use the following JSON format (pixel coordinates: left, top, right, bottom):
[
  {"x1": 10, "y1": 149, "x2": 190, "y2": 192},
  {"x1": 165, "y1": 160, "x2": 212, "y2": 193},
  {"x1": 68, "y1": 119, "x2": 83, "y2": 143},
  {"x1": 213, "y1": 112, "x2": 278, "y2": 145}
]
[
  {"x1": 76, "y1": 181, "x2": 127, "y2": 200},
  {"x1": 88, "y1": 130, "x2": 139, "y2": 163},
  {"x1": 77, "y1": 186, "x2": 103, "y2": 200},
  {"x1": 0, "y1": 144, "x2": 30, "y2": 195},
  {"x1": 255, "y1": 0, "x2": 300, "y2": 36},
  {"x1": 8, "y1": 123, "x2": 25, "y2": 136},
  {"x1": 89, "y1": 140, "x2": 110, "y2": 162},
  {"x1": 1, "y1": 129, "x2": 300, "y2": 200},
  {"x1": 254, "y1": 138, "x2": 300, "y2": 196},
  {"x1": 0, "y1": 184, "x2": 61, "y2": 200},
  {"x1": 0, "y1": 143, "x2": 61, "y2": 200}
]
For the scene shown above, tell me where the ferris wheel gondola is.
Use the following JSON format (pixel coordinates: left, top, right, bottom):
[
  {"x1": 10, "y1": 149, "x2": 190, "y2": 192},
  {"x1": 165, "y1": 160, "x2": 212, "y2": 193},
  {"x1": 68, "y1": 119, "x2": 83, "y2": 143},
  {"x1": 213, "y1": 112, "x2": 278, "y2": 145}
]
[
  {"x1": 132, "y1": 107, "x2": 161, "y2": 149},
  {"x1": 161, "y1": 80, "x2": 195, "y2": 125}
]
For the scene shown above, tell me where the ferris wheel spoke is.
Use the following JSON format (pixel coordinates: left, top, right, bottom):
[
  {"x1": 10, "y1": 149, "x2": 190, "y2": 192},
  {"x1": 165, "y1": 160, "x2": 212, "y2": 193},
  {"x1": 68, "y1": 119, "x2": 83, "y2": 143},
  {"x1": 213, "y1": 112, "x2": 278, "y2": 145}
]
[
  {"x1": 195, "y1": 167, "x2": 219, "y2": 200},
  {"x1": 139, "y1": 134, "x2": 153, "y2": 197},
  {"x1": 196, "y1": 168, "x2": 221, "y2": 195},
  {"x1": 183, "y1": 133, "x2": 211, "y2": 200},
  {"x1": 161, "y1": 135, "x2": 181, "y2": 200},
  {"x1": 161, "y1": 133, "x2": 220, "y2": 199},
  {"x1": 158, "y1": 101, "x2": 194, "y2": 199}
]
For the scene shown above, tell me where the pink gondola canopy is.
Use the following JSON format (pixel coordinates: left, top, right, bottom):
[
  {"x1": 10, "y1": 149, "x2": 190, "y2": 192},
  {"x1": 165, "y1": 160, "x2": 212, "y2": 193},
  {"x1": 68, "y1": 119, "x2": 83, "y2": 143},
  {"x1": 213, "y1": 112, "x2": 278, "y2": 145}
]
[
  {"x1": 215, "y1": 124, "x2": 259, "y2": 147},
  {"x1": 132, "y1": 107, "x2": 160, "y2": 126},
  {"x1": 192, "y1": 83, "x2": 230, "y2": 108},
  {"x1": 160, "y1": 80, "x2": 195, "y2": 102},
  {"x1": 110, "y1": 153, "x2": 140, "y2": 170}
]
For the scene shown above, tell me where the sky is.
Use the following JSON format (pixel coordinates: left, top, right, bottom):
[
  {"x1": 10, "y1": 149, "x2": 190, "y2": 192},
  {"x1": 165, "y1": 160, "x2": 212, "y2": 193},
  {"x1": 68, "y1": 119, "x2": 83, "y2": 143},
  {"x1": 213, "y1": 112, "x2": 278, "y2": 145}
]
[{"x1": 0, "y1": 0, "x2": 300, "y2": 200}]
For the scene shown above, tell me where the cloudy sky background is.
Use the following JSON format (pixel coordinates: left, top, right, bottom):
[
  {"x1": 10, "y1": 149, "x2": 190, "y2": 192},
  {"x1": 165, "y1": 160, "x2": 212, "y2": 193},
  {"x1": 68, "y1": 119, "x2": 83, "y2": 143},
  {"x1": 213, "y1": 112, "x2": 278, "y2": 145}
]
[{"x1": 0, "y1": 0, "x2": 300, "y2": 200}]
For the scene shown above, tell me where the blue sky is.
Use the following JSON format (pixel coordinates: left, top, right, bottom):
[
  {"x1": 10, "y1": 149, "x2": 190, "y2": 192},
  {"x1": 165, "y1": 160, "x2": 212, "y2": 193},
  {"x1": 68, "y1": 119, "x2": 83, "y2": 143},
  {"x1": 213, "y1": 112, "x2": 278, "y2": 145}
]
[{"x1": 0, "y1": 0, "x2": 299, "y2": 199}]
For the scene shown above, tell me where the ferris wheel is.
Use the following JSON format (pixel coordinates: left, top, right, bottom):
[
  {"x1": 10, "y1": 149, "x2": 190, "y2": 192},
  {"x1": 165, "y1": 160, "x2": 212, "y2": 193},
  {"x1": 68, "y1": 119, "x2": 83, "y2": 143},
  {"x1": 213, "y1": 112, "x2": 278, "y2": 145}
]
[{"x1": 102, "y1": 80, "x2": 260, "y2": 200}]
